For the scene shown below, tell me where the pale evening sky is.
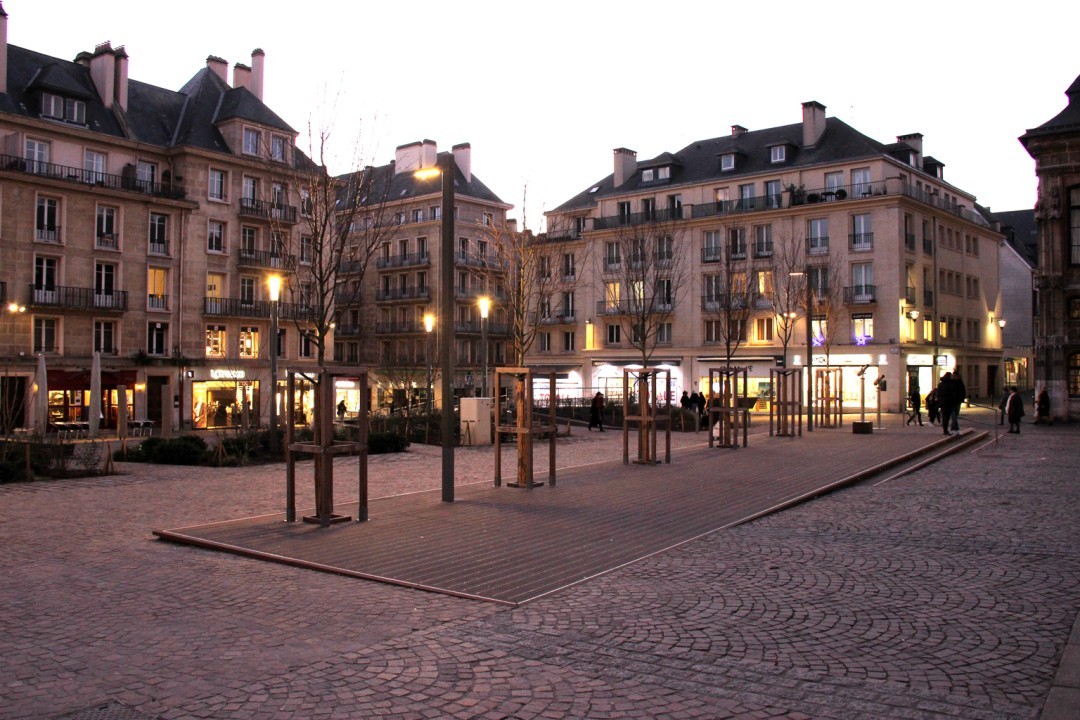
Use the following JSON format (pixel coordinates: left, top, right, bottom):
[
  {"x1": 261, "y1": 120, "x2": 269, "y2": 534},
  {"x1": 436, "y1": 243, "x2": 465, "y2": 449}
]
[{"x1": 8, "y1": 0, "x2": 1079, "y2": 229}]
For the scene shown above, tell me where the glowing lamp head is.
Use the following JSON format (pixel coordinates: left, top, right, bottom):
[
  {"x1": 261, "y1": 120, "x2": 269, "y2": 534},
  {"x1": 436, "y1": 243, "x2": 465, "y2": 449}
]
[{"x1": 267, "y1": 275, "x2": 281, "y2": 302}]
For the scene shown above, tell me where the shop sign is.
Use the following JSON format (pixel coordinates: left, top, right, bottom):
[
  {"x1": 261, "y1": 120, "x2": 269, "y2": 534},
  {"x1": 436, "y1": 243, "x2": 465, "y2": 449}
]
[
  {"x1": 210, "y1": 369, "x2": 246, "y2": 380},
  {"x1": 907, "y1": 354, "x2": 934, "y2": 366},
  {"x1": 335, "y1": 380, "x2": 357, "y2": 389}
]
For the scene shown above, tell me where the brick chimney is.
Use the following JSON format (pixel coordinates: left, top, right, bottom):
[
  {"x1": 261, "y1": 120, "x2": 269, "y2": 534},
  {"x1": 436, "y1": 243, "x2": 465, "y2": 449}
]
[
  {"x1": 233, "y1": 62, "x2": 251, "y2": 92},
  {"x1": 452, "y1": 142, "x2": 471, "y2": 183},
  {"x1": 801, "y1": 100, "x2": 827, "y2": 147},
  {"x1": 731, "y1": 124, "x2": 748, "y2": 137},
  {"x1": 90, "y1": 42, "x2": 116, "y2": 109},
  {"x1": 250, "y1": 48, "x2": 264, "y2": 101},
  {"x1": 897, "y1": 133, "x2": 923, "y2": 168},
  {"x1": 0, "y1": 2, "x2": 8, "y2": 95},
  {"x1": 206, "y1": 55, "x2": 228, "y2": 82},
  {"x1": 113, "y1": 46, "x2": 128, "y2": 112},
  {"x1": 395, "y1": 141, "x2": 423, "y2": 174},
  {"x1": 613, "y1": 147, "x2": 637, "y2": 188}
]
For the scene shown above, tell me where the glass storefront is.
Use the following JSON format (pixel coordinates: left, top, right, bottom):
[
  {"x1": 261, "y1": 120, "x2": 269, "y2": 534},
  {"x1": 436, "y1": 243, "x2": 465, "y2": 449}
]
[{"x1": 192, "y1": 380, "x2": 260, "y2": 429}]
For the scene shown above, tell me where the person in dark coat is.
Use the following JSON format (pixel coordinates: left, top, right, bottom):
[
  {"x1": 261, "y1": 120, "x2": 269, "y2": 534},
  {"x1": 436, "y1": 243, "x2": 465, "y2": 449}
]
[
  {"x1": 1035, "y1": 386, "x2": 1050, "y2": 425},
  {"x1": 926, "y1": 387, "x2": 940, "y2": 425},
  {"x1": 680, "y1": 391, "x2": 691, "y2": 410},
  {"x1": 950, "y1": 371, "x2": 967, "y2": 433},
  {"x1": 936, "y1": 372, "x2": 956, "y2": 436},
  {"x1": 589, "y1": 391, "x2": 605, "y2": 431},
  {"x1": 906, "y1": 385, "x2": 924, "y2": 426},
  {"x1": 1006, "y1": 386, "x2": 1025, "y2": 433},
  {"x1": 997, "y1": 388, "x2": 1010, "y2": 425}
]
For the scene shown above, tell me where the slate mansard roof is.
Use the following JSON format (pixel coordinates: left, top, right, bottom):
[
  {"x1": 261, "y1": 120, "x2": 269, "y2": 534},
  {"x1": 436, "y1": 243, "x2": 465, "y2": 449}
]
[
  {"x1": 551, "y1": 117, "x2": 910, "y2": 214},
  {"x1": 2, "y1": 43, "x2": 295, "y2": 154},
  {"x1": 337, "y1": 152, "x2": 507, "y2": 210},
  {"x1": 1021, "y1": 72, "x2": 1080, "y2": 141}
]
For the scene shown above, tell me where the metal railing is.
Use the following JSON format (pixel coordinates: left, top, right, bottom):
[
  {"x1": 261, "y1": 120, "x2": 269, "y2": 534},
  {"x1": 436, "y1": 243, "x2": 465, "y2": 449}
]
[
  {"x1": 238, "y1": 197, "x2": 298, "y2": 223},
  {"x1": 149, "y1": 240, "x2": 170, "y2": 256},
  {"x1": 96, "y1": 233, "x2": 119, "y2": 250},
  {"x1": 36, "y1": 226, "x2": 62, "y2": 243},
  {"x1": 147, "y1": 294, "x2": 169, "y2": 311},
  {"x1": 376, "y1": 251, "x2": 430, "y2": 270},
  {"x1": 806, "y1": 237, "x2": 830, "y2": 255},
  {"x1": 0, "y1": 153, "x2": 186, "y2": 199},
  {"x1": 238, "y1": 249, "x2": 293, "y2": 269},
  {"x1": 376, "y1": 286, "x2": 430, "y2": 302},
  {"x1": 849, "y1": 233, "x2": 874, "y2": 252},
  {"x1": 28, "y1": 285, "x2": 128, "y2": 311},
  {"x1": 843, "y1": 285, "x2": 877, "y2": 304}
]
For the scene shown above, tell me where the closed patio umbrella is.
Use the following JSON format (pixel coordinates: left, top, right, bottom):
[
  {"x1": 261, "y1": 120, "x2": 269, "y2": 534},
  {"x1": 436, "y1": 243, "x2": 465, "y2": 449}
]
[
  {"x1": 33, "y1": 353, "x2": 48, "y2": 435},
  {"x1": 89, "y1": 351, "x2": 101, "y2": 438}
]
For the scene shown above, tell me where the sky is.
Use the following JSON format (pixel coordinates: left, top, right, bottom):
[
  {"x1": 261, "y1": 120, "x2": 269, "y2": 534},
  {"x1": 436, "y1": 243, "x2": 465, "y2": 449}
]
[{"x1": 8, "y1": 0, "x2": 1079, "y2": 230}]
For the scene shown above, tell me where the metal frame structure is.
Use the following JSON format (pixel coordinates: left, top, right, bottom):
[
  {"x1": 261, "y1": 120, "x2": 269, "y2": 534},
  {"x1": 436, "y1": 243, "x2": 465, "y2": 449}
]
[
  {"x1": 493, "y1": 367, "x2": 557, "y2": 489},
  {"x1": 707, "y1": 366, "x2": 749, "y2": 449},
  {"x1": 621, "y1": 367, "x2": 672, "y2": 465},
  {"x1": 770, "y1": 368, "x2": 803, "y2": 437}
]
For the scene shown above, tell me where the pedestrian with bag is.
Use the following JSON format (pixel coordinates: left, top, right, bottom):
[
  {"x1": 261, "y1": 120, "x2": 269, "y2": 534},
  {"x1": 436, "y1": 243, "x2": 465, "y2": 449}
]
[{"x1": 1006, "y1": 386, "x2": 1025, "y2": 433}]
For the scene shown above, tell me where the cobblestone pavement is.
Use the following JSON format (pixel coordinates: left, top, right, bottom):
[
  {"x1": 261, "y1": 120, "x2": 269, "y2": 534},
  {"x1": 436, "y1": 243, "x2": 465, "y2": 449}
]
[{"x1": 1, "y1": 415, "x2": 1078, "y2": 719}]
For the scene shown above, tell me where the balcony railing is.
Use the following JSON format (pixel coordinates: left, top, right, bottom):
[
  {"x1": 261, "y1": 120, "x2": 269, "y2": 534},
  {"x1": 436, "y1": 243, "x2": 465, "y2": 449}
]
[
  {"x1": 701, "y1": 295, "x2": 749, "y2": 312},
  {"x1": 528, "y1": 312, "x2": 576, "y2": 326},
  {"x1": 36, "y1": 226, "x2": 62, "y2": 243},
  {"x1": 238, "y1": 197, "x2": 298, "y2": 224},
  {"x1": 0, "y1": 153, "x2": 186, "y2": 199},
  {"x1": 238, "y1": 249, "x2": 293, "y2": 269},
  {"x1": 202, "y1": 296, "x2": 311, "y2": 320},
  {"x1": 149, "y1": 239, "x2": 170, "y2": 256},
  {"x1": 923, "y1": 237, "x2": 934, "y2": 255},
  {"x1": 376, "y1": 321, "x2": 421, "y2": 334},
  {"x1": 904, "y1": 286, "x2": 916, "y2": 305},
  {"x1": 729, "y1": 244, "x2": 747, "y2": 260},
  {"x1": 806, "y1": 237, "x2": 830, "y2": 255},
  {"x1": 905, "y1": 233, "x2": 916, "y2": 252},
  {"x1": 592, "y1": 206, "x2": 684, "y2": 231},
  {"x1": 96, "y1": 233, "x2": 119, "y2": 250},
  {"x1": 701, "y1": 247, "x2": 723, "y2": 264},
  {"x1": 455, "y1": 252, "x2": 499, "y2": 268},
  {"x1": 147, "y1": 294, "x2": 169, "y2": 311},
  {"x1": 849, "y1": 233, "x2": 874, "y2": 252},
  {"x1": 28, "y1": 285, "x2": 128, "y2": 311},
  {"x1": 752, "y1": 241, "x2": 773, "y2": 258},
  {"x1": 602, "y1": 257, "x2": 622, "y2": 273},
  {"x1": 334, "y1": 324, "x2": 363, "y2": 338},
  {"x1": 843, "y1": 285, "x2": 877, "y2": 304},
  {"x1": 595, "y1": 298, "x2": 672, "y2": 316},
  {"x1": 376, "y1": 251, "x2": 430, "y2": 270},
  {"x1": 376, "y1": 286, "x2": 430, "y2": 302}
]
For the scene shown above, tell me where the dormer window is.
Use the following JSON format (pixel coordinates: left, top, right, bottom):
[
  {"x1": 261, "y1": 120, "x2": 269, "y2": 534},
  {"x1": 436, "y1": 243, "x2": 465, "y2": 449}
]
[
  {"x1": 657, "y1": 166, "x2": 670, "y2": 180},
  {"x1": 720, "y1": 153, "x2": 735, "y2": 171},
  {"x1": 642, "y1": 169, "x2": 654, "y2": 182},
  {"x1": 770, "y1": 145, "x2": 786, "y2": 163},
  {"x1": 243, "y1": 127, "x2": 261, "y2": 155},
  {"x1": 41, "y1": 93, "x2": 85, "y2": 125}
]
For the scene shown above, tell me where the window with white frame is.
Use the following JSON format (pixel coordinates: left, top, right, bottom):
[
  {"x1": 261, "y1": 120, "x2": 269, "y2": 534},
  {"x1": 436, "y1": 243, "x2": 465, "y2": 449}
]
[
  {"x1": 136, "y1": 161, "x2": 157, "y2": 192},
  {"x1": 240, "y1": 226, "x2": 257, "y2": 258},
  {"x1": 36, "y1": 196, "x2": 60, "y2": 242},
  {"x1": 851, "y1": 213, "x2": 873, "y2": 251},
  {"x1": 148, "y1": 322, "x2": 168, "y2": 355},
  {"x1": 34, "y1": 256, "x2": 58, "y2": 292},
  {"x1": 704, "y1": 230, "x2": 722, "y2": 261},
  {"x1": 765, "y1": 179, "x2": 782, "y2": 208},
  {"x1": 412, "y1": 208, "x2": 423, "y2": 223},
  {"x1": 299, "y1": 332, "x2": 314, "y2": 358},
  {"x1": 240, "y1": 277, "x2": 255, "y2": 304},
  {"x1": 753, "y1": 317, "x2": 774, "y2": 343},
  {"x1": 208, "y1": 168, "x2": 226, "y2": 200},
  {"x1": 605, "y1": 281, "x2": 621, "y2": 311},
  {"x1": 606, "y1": 323, "x2": 621, "y2": 345},
  {"x1": 851, "y1": 263, "x2": 873, "y2": 298},
  {"x1": 147, "y1": 267, "x2": 168, "y2": 310},
  {"x1": 94, "y1": 320, "x2": 116, "y2": 354},
  {"x1": 25, "y1": 138, "x2": 49, "y2": 173},
  {"x1": 94, "y1": 262, "x2": 117, "y2": 306},
  {"x1": 808, "y1": 218, "x2": 829, "y2": 253},
  {"x1": 657, "y1": 166, "x2": 670, "y2": 180},
  {"x1": 562, "y1": 252, "x2": 576, "y2": 279},
  {"x1": 825, "y1": 171, "x2": 843, "y2": 193},
  {"x1": 271, "y1": 134, "x2": 288, "y2": 162},
  {"x1": 720, "y1": 154, "x2": 735, "y2": 171},
  {"x1": 242, "y1": 176, "x2": 258, "y2": 206},
  {"x1": 728, "y1": 227, "x2": 747, "y2": 258},
  {"x1": 852, "y1": 168, "x2": 872, "y2": 196},
  {"x1": 658, "y1": 322, "x2": 672, "y2": 344},
  {"x1": 852, "y1": 313, "x2": 874, "y2": 344},
  {"x1": 300, "y1": 235, "x2": 313, "y2": 264},
  {"x1": 239, "y1": 327, "x2": 259, "y2": 358},
  {"x1": 657, "y1": 235, "x2": 674, "y2": 263},
  {"x1": 33, "y1": 317, "x2": 58, "y2": 353},
  {"x1": 84, "y1": 150, "x2": 106, "y2": 183},
  {"x1": 705, "y1": 320, "x2": 721, "y2": 343},
  {"x1": 207, "y1": 221, "x2": 225, "y2": 253},
  {"x1": 770, "y1": 145, "x2": 786, "y2": 163},
  {"x1": 149, "y1": 213, "x2": 169, "y2": 254},
  {"x1": 538, "y1": 332, "x2": 551, "y2": 352},
  {"x1": 96, "y1": 206, "x2": 118, "y2": 248},
  {"x1": 205, "y1": 325, "x2": 226, "y2": 357},
  {"x1": 642, "y1": 168, "x2": 654, "y2": 182},
  {"x1": 243, "y1": 127, "x2": 261, "y2": 155},
  {"x1": 562, "y1": 290, "x2": 575, "y2": 319},
  {"x1": 41, "y1": 93, "x2": 85, "y2": 124}
]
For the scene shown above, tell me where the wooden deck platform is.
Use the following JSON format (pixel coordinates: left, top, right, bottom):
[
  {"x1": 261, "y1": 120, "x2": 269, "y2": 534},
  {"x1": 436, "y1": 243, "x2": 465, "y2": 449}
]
[{"x1": 155, "y1": 430, "x2": 954, "y2": 606}]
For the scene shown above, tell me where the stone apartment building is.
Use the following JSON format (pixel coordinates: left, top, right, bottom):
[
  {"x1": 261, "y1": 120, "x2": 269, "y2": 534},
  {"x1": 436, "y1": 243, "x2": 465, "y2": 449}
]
[
  {"x1": 1021, "y1": 72, "x2": 1080, "y2": 422},
  {"x1": 540, "y1": 101, "x2": 1005, "y2": 412}
]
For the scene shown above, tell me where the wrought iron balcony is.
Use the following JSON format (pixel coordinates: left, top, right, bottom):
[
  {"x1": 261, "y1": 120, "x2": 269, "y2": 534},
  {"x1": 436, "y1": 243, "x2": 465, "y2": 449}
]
[
  {"x1": 843, "y1": 285, "x2": 877, "y2": 304},
  {"x1": 147, "y1": 294, "x2": 169, "y2": 311},
  {"x1": 335, "y1": 324, "x2": 364, "y2": 338},
  {"x1": 806, "y1": 237, "x2": 830, "y2": 255},
  {"x1": 149, "y1": 239, "x2": 170, "y2": 256},
  {"x1": 376, "y1": 286, "x2": 430, "y2": 302},
  {"x1": 701, "y1": 247, "x2": 723, "y2": 264},
  {"x1": 204, "y1": 297, "x2": 271, "y2": 318},
  {"x1": 0, "y1": 153, "x2": 186, "y2": 199},
  {"x1": 923, "y1": 237, "x2": 934, "y2": 255},
  {"x1": 36, "y1": 226, "x2": 62, "y2": 243},
  {"x1": 905, "y1": 233, "x2": 917, "y2": 252},
  {"x1": 238, "y1": 197, "x2": 298, "y2": 224},
  {"x1": 96, "y1": 232, "x2": 119, "y2": 250},
  {"x1": 376, "y1": 251, "x2": 430, "y2": 270},
  {"x1": 752, "y1": 241, "x2": 773, "y2": 259},
  {"x1": 849, "y1": 233, "x2": 874, "y2": 252},
  {"x1": 28, "y1": 285, "x2": 127, "y2": 311},
  {"x1": 592, "y1": 206, "x2": 684, "y2": 231},
  {"x1": 238, "y1": 249, "x2": 293, "y2": 269},
  {"x1": 376, "y1": 320, "x2": 422, "y2": 334}
]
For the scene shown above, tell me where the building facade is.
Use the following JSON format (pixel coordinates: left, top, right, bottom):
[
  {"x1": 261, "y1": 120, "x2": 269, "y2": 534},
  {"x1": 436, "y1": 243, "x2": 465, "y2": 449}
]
[
  {"x1": 1020, "y1": 72, "x2": 1080, "y2": 422},
  {"x1": 540, "y1": 101, "x2": 1005, "y2": 412}
]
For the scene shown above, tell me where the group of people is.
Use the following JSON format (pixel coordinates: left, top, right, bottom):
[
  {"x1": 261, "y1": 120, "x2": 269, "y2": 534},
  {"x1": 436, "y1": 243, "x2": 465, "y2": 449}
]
[
  {"x1": 997, "y1": 385, "x2": 1050, "y2": 432},
  {"x1": 906, "y1": 371, "x2": 966, "y2": 434}
]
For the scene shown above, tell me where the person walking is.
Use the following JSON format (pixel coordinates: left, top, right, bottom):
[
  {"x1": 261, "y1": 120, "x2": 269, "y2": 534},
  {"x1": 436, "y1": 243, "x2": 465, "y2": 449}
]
[
  {"x1": 937, "y1": 372, "x2": 956, "y2": 436},
  {"x1": 589, "y1": 391, "x2": 605, "y2": 432},
  {"x1": 1035, "y1": 386, "x2": 1050, "y2": 425},
  {"x1": 926, "y1": 387, "x2": 940, "y2": 426},
  {"x1": 337, "y1": 399, "x2": 347, "y2": 421},
  {"x1": 679, "y1": 390, "x2": 691, "y2": 410},
  {"x1": 1006, "y1": 386, "x2": 1025, "y2": 433},
  {"x1": 906, "y1": 385, "x2": 924, "y2": 426}
]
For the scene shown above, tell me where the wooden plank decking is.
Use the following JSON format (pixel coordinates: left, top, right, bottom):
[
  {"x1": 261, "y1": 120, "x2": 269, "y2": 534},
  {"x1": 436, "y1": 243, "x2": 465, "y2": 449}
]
[{"x1": 155, "y1": 430, "x2": 951, "y2": 605}]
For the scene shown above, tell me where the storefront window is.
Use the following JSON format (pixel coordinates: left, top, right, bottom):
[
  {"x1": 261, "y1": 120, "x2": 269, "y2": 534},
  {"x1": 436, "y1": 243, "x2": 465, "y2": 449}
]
[
  {"x1": 852, "y1": 314, "x2": 873, "y2": 345},
  {"x1": 192, "y1": 380, "x2": 260, "y2": 429},
  {"x1": 206, "y1": 325, "x2": 226, "y2": 357},
  {"x1": 239, "y1": 327, "x2": 259, "y2": 359}
]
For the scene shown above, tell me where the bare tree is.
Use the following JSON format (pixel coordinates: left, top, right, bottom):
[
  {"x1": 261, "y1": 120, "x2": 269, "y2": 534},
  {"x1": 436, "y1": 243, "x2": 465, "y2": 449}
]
[
  {"x1": 602, "y1": 218, "x2": 689, "y2": 369},
  {"x1": 700, "y1": 223, "x2": 755, "y2": 366},
  {"x1": 768, "y1": 232, "x2": 806, "y2": 368},
  {"x1": 806, "y1": 249, "x2": 846, "y2": 365}
]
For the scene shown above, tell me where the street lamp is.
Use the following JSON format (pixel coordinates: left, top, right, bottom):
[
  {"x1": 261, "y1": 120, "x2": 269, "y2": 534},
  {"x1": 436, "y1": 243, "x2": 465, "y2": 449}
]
[
  {"x1": 416, "y1": 153, "x2": 455, "y2": 503},
  {"x1": 478, "y1": 295, "x2": 491, "y2": 397},
  {"x1": 268, "y1": 275, "x2": 281, "y2": 460},
  {"x1": 424, "y1": 312, "x2": 435, "y2": 441}
]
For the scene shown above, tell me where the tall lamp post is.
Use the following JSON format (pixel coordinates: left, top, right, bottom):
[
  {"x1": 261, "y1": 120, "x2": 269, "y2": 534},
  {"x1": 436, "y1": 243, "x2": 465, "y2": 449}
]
[
  {"x1": 268, "y1": 275, "x2": 281, "y2": 456},
  {"x1": 424, "y1": 312, "x2": 435, "y2": 442},
  {"x1": 478, "y1": 295, "x2": 491, "y2": 397},
  {"x1": 416, "y1": 154, "x2": 455, "y2": 502}
]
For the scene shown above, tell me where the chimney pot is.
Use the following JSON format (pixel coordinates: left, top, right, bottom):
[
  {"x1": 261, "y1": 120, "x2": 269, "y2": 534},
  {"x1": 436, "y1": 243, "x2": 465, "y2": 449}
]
[
  {"x1": 801, "y1": 100, "x2": 827, "y2": 147},
  {"x1": 613, "y1": 147, "x2": 637, "y2": 188}
]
